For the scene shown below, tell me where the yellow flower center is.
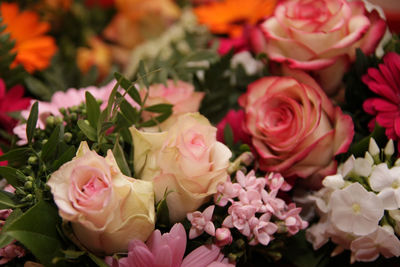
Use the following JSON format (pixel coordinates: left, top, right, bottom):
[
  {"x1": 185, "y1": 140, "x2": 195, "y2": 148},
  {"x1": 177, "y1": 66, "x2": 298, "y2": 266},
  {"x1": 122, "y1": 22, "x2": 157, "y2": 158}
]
[
  {"x1": 392, "y1": 180, "x2": 399, "y2": 189},
  {"x1": 352, "y1": 203, "x2": 361, "y2": 214}
]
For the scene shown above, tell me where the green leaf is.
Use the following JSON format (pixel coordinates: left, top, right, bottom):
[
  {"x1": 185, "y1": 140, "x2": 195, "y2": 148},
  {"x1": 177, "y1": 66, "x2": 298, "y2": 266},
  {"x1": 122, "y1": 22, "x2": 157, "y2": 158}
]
[
  {"x1": 5, "y1": 200, "x2": 64, "y2": 266},
  {"x1": 0, "y1": 166, "x2": 25, "y2": 188},
  {"x1": 41, "y1": 125, "x2": 61, "y2": 162},
  {"x1": 139, "y1": 110, "x2": 172, "y2": 128},
  {"x1": 25, "y1": 76, "x2": 52, "y2": 101},
  {"x1": 51, "y1": 146, "x2": 76, "y2": 172},
  {"x1": 223, "y1": 124, "x2": 234, "y2": 147},
  {"x1": 88, "y1": 252, "x2": 109, "y2": 267},
  {"x1": 77, "y1": 120, "x2": 97, "y2": 141},
  {"x1": 0, "y1": 147, "x2": 30, "y2": 163},
  {"x1": 0, "y1": 209, "x2": 23, "y2": 249},
  {"x1": 85, "y1": 91, "x2": 100, "y2": 129},
  {"x1": 26, "y1": 101, "x2": 39, "y2": 145},
  {"x1": 114, "y1": 72, "x2": 132, "y2": 90},
  {"x1": 155, "y1": 189, "x2": 171, "y2": 228},
  {"x1": 120, "y1": 100, "x2": 138, "y2": 124},
  {"x1": 113, "y1": 141, "x2": 131, "y2": 177},
  {"x1": 0, "y1": 190, "x2": 19, "y2": 209},
  {"x1": 138, "y1": 61, "x2": 150, "y2": 88},
  {"x1": 144, "y1": 103, "x2": 173, "y2": 113}
]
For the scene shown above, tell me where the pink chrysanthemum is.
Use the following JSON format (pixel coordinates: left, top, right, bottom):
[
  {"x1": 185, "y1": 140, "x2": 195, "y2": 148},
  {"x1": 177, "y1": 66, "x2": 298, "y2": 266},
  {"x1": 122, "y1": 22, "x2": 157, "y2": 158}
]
[{"x1": 363, "y1": 52, "x2": 400, "y2": 150}]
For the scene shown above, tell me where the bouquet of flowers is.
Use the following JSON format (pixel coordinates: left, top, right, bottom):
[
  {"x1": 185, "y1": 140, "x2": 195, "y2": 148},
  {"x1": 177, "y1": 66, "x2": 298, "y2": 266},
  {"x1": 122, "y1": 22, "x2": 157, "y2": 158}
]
[{"x1": 0, "y1": 0, "x2": 399, "y2": 266}]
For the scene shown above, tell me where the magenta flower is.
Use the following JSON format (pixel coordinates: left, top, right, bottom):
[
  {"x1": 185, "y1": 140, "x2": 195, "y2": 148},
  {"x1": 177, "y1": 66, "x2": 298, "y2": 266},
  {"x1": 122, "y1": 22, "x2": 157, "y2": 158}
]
[
  {"x1": 363, "y1": 52, "x2": 400, "y2": 150},
  {"x1": 106, "y1": 223, "x2": 232, "y2": 267},
  {"x1": 0, "y1": 79, "x2": 30, "y2": 132}
]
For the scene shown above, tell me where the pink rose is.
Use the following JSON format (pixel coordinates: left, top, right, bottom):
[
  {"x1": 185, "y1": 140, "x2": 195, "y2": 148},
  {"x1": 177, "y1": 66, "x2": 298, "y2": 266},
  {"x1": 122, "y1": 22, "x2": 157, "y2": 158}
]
[
  {"x1": 250, "y1": 0, "x2": 386, "y2": 96},
  {"x1": 140, "y1": 80, "x2": 204, "y2": 130},
  {"x1": 131, "y1": 113, "x2": 232, "y2": 222},
  {"x1": 238, "y1": 68, "x2": 354, "y2": 186},
  {"x1": 47, "y1": 142, "x2": 155, "y2": 255}
]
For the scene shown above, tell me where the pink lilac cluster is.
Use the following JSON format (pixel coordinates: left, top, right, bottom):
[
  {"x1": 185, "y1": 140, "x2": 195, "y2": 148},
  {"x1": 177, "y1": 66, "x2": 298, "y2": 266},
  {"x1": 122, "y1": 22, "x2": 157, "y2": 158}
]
[
  {"x1": 106, "y1": 223, "x2": 234, "y2": 267},
  {"x1": 187, "y1": 170, "x2": 308, "y2": 247}
]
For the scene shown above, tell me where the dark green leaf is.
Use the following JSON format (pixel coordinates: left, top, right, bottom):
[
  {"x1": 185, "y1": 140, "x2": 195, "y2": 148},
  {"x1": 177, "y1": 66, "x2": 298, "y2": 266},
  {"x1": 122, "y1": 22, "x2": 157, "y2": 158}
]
[
  {"x1": 113, "y1": 141, "x2": 131, "y2": 177},
  {"x1": 51, "y1": 146, "x2": 76, "y2": 172},
  {"x1": 138, "y1": 61, "x2": 150, "y2": 88},
  {"x1": 0, "y1": 147, "x2": 30, "y2": 163},
  {"x1": 0, "y1": 190, "x2": 19, "y2": 209},
  {"x1": 139, "y1": 110, "x2": 172, "y2": 128},
  {"x1": 26, "y1": 102, "x2": 39, "y2": 145},
  {"x1": 127, "y1": 85, "x2": 142, "y2": 106},
  {"x1": 0, "y1": 166, "x2": 25, "y2": 188},
  {"x1": 119, "y1": 100, "x2": 138, "y2": 124},
  {"x1": 144, "y1": 103, "x2": 173, "y2": 113},
  {"x1": 77, "y1": 120, "x2": 97, "y2": 141},
  {"x1": 0, "y1": 209, "x2": 23, "y2": 249},
  {"x1": 5, "y1": 200, "x2": 64, "y2": 266},
  {"x1": 114, "y1": 112, "x2": 132, "y2": 130},
  {"x1": 155, "y1": 190, "x2": 171, "y2": 228},
  {"x1": 85, "y1": 91, "x2": 100, "y2": 129},
  {"x1": 25, "y1": 76, "x2": 52, "y2": 101},
  {"x1": 41, "y1": 125, "x2": 61, "y2": 162},
  {"x1": 223, "y1": 124, "x2": 234, "y2": 147},
  {"x1": 114, "y1": 72, "x2": 132, "y2": 90}
]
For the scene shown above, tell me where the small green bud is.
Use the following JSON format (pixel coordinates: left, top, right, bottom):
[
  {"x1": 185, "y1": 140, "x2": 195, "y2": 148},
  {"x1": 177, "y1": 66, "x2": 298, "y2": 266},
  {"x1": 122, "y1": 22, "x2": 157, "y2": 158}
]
[
  {"x1": 70, "y1": 112, "x2": 77, "y2": 121},
  {"x1": 70, "y1": 105, "x2": 78, "y2": 112},
  {"x1": 81, "y1": 108, "x2": 87, "y2": 115},
  {"x1": 42, "y1": 139, "x2": 48, "y2": 145},
  {"x1": 24, "y1": 181, "x2": 33, "y2": 190},
  {"x1": 55, "y1": 116, "x2": 63, "y2": 125},
  {"x1": 28, "y1": 156, "x2": 38, "y2": 165},
  {"x1": 25, "y1": 194, "x2": 33, "y2": 201},
  {"x1": 46, "y1": 116, "x2": 55, "y2": 127},
  {"x1": 64, "y1": 132, "x2": 73, "y2": 143},
  {"x1": 26, "y1": 176, "x2": 34, "y2": 182},
  {"x1": 59, "y1": 107, "x2": 66, "y2": 115}
]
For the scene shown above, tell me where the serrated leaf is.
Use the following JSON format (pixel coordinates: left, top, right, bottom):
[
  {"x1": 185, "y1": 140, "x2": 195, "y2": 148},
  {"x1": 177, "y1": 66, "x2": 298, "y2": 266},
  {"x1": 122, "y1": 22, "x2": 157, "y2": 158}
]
[
  {"x1": 77, "y1": 120, "x2": 97, "y2": 141},
  {"x1": 144, "y1": 103, "x2": 173, "y2": 113},
  {"x1": 85, "y1": 91, "x2": 100, "y2": 129},
  {"x1": 5, "y1": 200, "x2": 64, "y2": 267},
  {"x1": 112, "y1": 141, "x2": 131, "y2": 177},
  {"x1": 0, "y1": 166, "x2": 25, "y2": 188},
  {"x1": 41, "y1": 125, "x2": 61, "y2": 162},
  {"x1": 26, "y1": 101, "x2": 38, "y2": 145}
]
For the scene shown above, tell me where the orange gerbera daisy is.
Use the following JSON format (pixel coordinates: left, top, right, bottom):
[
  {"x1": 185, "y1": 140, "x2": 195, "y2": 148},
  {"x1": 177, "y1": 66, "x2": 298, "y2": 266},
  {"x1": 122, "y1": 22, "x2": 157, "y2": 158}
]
[
  {"x1": 0, "y1": 2, "x2": 57, "y2": 73},
  {"x1": 194, "y1": 0, "x2": 277, "y2": 37}
]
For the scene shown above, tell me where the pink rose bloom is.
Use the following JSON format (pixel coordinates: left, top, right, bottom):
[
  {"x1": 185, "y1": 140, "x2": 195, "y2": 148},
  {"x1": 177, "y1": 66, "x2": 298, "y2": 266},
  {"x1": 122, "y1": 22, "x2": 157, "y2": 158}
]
[
  {"x1": 47, "y1": 142, "x2": 155, "y2": 255},
  {"x1": 140, "y1": 80, "x2": 204, "y2": 130},
  {"x1": 362, "y1": 52, "x2": 400, "y2": 151},
  {"x1": 238, "y1": 68, "x2": 354, "y2": 186},
  {"x1": 106, "y1": 223, "x2": 233, "y2": 267},
  {"x1": 250, "y1": 0, "x2": 386, "y2": 96},
  {"x1": 216, "y1": 109, "x2": 251, "y2": 145}
]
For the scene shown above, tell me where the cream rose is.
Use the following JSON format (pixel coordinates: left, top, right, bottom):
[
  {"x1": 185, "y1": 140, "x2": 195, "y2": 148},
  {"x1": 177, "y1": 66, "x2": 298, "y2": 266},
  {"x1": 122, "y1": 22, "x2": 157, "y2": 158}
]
[
  {"x1": 140, "y1": 80, "x2": 205, "y2": 130},
  {"x1": 47, "y1": 142, "x2": 155, "y2": 255},
  {"x1": 250, "y1": 0, "x2": 386, "y2": 96},
  {"x1": 238, "y1": 68, "x2": 354, "y2": 187},
  {"x1": 131, "y1": 112, "x2": 232, "y2": 222}
]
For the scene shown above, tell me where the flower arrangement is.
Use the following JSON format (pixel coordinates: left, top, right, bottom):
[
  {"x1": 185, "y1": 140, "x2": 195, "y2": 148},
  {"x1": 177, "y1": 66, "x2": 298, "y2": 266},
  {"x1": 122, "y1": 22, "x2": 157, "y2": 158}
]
[{"x1": 0, "y1": 0, "x2": 399, "y2": 266}]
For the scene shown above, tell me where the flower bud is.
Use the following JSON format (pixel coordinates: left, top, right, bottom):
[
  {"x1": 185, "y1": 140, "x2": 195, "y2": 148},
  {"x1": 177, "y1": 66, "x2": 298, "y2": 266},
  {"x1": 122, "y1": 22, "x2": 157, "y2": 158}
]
[
  {"x1": 384, "y1": 139, "x2": 395, "y2": 159},
  {"x1": 215, "y1": 227, "x2": 232, "y2": 247},
  {"x1": 368, "y1": 138, "x2": 380, "y2": 163},
  {"x1": 45, "y1": 116, "x2": 55, "y2": 127},
  {"x1": 28, "y1": 156, "x2": 38, "y2": 165}
]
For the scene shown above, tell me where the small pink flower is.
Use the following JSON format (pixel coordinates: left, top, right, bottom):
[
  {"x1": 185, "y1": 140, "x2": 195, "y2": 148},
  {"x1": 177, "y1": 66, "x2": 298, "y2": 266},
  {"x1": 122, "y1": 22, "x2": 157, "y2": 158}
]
[
  {"x1": 265, "y1": 172, "x2": 292, "y2": 192},
  {"x1": 277, "y1": 204, "x2": 308, "y2": 235},
  {"x1": 215, "y1": 228, "x2": 233, "y2": 247},
  {"x1": 0, "y1": 243, "x2": 25, "y2": 265},
  {"x1": 214, "y1": 179, "x2": 241, "y2": 207},
  {"x1": 187, "y1": 205, "x2": 216, "y2": 239},
  {"x1": 223, "y1": 202, "x2": 257, "y2": 237},
  {"x1": 250, "y1": 214, "x2": 278, "y2": 246},
  {"x1": 236, "y1": 170, "x2": 265, "y2": 193}
]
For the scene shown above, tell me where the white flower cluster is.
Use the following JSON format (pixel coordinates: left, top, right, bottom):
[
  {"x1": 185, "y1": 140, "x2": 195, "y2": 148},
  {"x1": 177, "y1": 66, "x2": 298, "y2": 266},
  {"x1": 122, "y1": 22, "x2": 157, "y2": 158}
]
[{"x1": 306, "y1": 138, "x2": 400, "y2": 263}]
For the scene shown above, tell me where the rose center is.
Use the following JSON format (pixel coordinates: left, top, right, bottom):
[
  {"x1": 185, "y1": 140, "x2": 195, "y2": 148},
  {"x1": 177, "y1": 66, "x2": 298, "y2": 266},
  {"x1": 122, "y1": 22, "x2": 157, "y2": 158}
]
[{"x1": 82, "y1": 176, "x2": 107, "y2": 196}]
